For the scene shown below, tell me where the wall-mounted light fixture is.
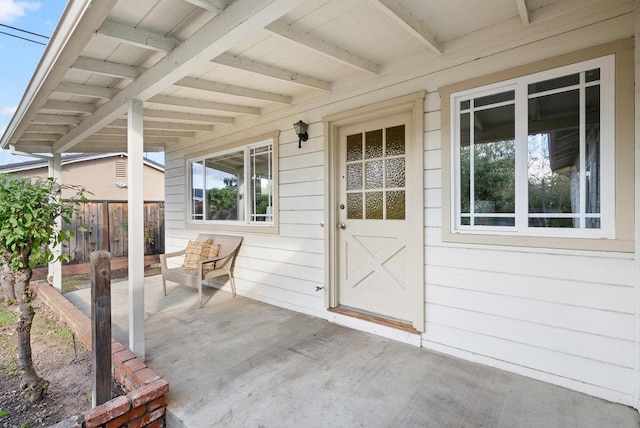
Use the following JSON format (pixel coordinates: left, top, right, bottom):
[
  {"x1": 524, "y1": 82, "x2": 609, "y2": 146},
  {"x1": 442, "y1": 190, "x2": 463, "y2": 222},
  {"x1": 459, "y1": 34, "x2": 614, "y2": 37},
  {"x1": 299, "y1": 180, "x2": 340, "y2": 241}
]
[{"x1": 293, "y1": 120, "x2": 308, "y2": 149}]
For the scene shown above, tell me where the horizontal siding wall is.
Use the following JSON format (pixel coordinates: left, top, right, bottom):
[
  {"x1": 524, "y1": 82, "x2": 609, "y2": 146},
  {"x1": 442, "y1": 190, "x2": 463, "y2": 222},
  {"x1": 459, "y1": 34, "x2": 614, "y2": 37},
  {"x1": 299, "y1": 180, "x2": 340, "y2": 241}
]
[
  {"x1": 422, "y1": 85, "x2": 636, "y2": 405},
  {"x1": 163, "y1": 13, "x2": 636, "y2": 407}
]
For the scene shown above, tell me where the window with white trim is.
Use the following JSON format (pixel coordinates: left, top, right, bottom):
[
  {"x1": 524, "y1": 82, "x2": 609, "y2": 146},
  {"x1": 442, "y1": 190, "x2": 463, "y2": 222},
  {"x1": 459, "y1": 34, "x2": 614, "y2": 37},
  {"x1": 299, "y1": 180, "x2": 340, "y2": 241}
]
[
  {"x1": 451, "y1": 56, "x2": 614, "y2": 238},
  {"x1": 188, "y1": 138, "x2": 274, "y2": 226}
]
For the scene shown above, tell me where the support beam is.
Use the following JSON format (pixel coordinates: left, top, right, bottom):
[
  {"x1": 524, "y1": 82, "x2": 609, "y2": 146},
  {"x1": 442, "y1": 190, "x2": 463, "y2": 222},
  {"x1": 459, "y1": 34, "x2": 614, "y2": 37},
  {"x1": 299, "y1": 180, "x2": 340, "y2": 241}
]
[
  {"x1": 516, "y1": 0, "x2": 530, "y2": 25},
  {"x1": 53, "y1": 0, "x2": 307, "y2": 153},
  {"x1": 175, "y1": 77, "x2": 291, "y2": 103},
  {"x1": 127, "y1": 99, "x2": 145, "y2": 359},
  {"x1": 84, "y1": 135, "x2": 178, "y2": 145},
  {"x1": 148, "y1": 94, "x2": 260, "y2": 114},
  {"x1": 182, "y1": 0, "x2": 230, "y2": 13},
  {"x1": 48, "y1": 153, "x2": 62, "y2": 292},
  {"x1": 32, "y1": 114, "x2": 82, "y2": 125},
  {"x1": 212, "y1": 53, "x2": 330, "y2": 90},
  {"x1": 110, "y1": 118, "x2": 214, "y2": 131},
  {"x1": 144, "y1": 109, "x2": 235, "y2": 123},
  {"x1": 265, "y1": 20, "x2": 379, "y2": 75},
  {"x1": 42, "y1": 100, "x2": 96, "y2": 113},
  {"x1": 370, "y1": 0, "x2": 442, "y2": 54},
  {"x1": 97, "y1": 19, "x2": 180, "y2": 52},
  {"x1": 72, "y1": 56, "x2": 142, "y2": 79},
  {"x1": 56, "y1": 82, "x2": 119, "y2": 99},
  {"x1": 95, "y1": 127, "x2": 195, "y2": 138},
  {"x1": 633, "y1": 0, "x2": 640, "y2": 411}
]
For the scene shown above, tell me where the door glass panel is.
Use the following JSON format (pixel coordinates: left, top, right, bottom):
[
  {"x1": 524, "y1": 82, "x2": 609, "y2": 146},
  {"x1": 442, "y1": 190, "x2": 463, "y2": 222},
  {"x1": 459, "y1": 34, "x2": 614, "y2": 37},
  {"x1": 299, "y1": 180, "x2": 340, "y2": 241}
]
[
  {"x1": 365, "y1": 160, "x2": 383, "y2": 189},
  {"x1": 365, "y1": 129, "x2": 383, "y2": 159},
  {"x1": 385, "y1": 158, "x2": 405, "y2": 188},
  {"x1": 347, "y1": 163, "x2": 363, "y2": 191},
  {"x1": 386, "y1": 191, "x2": 405, "y2": 220},
  {"x1": 386, "y1": 125, "x2": 405, "y2": 156},
  {"x1": 347, "y1": 133, "x2": 363, "y2": 162},
  {"x1": 365, "y1": 192, "x2": 383, "y2": 219},
  {"x1": 347, "y1": 193, "x2": 363, "y2": 219}
]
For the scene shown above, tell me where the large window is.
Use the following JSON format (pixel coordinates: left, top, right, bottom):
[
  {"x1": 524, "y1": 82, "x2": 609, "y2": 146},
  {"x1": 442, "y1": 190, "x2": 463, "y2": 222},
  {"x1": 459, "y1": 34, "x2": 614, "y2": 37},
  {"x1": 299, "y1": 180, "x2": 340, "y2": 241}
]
[
  {"x1": 451, "y1": 56, "x2": 614, "y2": 238},
  {"x1": 189, "y1": 138, "x2": 274, "y2": 226}
]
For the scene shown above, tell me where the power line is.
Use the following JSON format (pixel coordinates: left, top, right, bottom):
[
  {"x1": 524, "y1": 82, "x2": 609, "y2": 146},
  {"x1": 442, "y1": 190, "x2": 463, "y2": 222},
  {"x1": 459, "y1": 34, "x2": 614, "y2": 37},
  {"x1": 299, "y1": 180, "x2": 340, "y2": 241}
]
[
  {"x1": 0, "y1": 30, "x2": 46, "y2": 46},
  {"x1": 0, "y1": 23, "x2": 49, "y2": 39}
]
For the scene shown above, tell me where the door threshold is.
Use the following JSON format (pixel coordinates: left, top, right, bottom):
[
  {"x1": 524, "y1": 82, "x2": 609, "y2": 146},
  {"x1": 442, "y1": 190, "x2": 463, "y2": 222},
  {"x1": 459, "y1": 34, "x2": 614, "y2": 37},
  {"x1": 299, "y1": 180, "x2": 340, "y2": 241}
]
[{"x1": 328, "y1": 306, "x2": 420, "y2": 335}]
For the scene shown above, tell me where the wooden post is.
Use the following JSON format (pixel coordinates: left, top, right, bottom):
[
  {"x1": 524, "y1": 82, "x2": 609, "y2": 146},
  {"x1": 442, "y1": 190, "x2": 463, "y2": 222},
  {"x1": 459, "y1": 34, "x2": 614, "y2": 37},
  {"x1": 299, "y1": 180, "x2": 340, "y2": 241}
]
[{"x1": 90, "y1": 250, "x2": 112, "y2": 407}]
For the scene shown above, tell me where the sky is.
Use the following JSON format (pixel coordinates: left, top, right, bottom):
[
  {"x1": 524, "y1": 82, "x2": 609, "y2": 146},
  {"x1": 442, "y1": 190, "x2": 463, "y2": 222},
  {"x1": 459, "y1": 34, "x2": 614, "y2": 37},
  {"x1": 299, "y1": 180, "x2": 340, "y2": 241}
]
[{"x1": 0, "y1": 0, "x2": 164, "y2": 166}]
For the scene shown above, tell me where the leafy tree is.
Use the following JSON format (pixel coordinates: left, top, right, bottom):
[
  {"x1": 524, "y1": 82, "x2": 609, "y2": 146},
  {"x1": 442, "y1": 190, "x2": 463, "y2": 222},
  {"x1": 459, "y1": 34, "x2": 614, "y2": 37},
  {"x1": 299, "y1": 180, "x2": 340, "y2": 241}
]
[
  {"x1": 0, "y1": 175, "x2": 86, "y2": 402},
  {"x1": 207, "y1": 177, "x2": 238, "y2": 220}
]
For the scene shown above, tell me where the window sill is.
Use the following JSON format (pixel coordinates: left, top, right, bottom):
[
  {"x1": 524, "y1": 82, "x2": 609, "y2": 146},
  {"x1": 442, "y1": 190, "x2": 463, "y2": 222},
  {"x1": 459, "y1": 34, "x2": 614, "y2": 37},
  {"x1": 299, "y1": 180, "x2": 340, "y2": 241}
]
[{"x1": 186, "y1": 221, "x2": 279, "y2": 235}]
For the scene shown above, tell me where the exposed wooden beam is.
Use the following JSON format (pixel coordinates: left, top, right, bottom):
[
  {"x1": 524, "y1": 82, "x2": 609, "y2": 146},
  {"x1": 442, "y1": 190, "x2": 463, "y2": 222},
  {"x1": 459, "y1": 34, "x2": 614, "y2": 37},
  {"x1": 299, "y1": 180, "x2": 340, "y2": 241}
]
[
  {"x1": 72, "y1": 56, "x2": 142, "y2": 79},
  {"x1": 54, "y1": 0, "x2": 307, "y2": 153},
  {"x1": 212, "y1": 53, "x2": 330, "y2": 91},
  {"x1": 516, "y1": 0, "x2": 530, "y2": 25},
  {"x1": 83, "y1": 135, "x2": 178, "y2": 144},
  {"x1": 265, "y1": 20, "x2": 379, "y2": 75},
  {"x1": 109, "y1": 118, "x2": 214, "y2": 131},
  {"x1": 56, "y1": 82, "x2": 118, "y2": 99},
  {"x1": 26, "y1": 125, "x2": 71, "y2": 134},
  {"x1": 20, "y1": 133, "x2": 62, "y2": 141},
  {"x1": 148, "y1": 94, "x2": 260, "y2": 114},
  {"x1": 370, "y1": 0, "x2": 442, "y2": 54},
  {"x1": 175, "y1": 77, "x2": 291, "y2": 103},
  {"x1": 94, "y1": 127, "x2": 196, "y2": 138},
  {"x1": 181, "y1": 0, "x2": 230, "y2": 13},
  {"x1": 96, "y1": 19, "x2": 180, "y2": 52},
  {"x1": 144, "y1": 109, "x2": 235, "y2": 124},
  {"x1": 42, "y1": 100, "x2": 96, "y2": 113},
  {"x1": 13, "y1": 142, "x2": 54, "y2": 152},
  {"x1": 32, "y1": 114, "x2": 82, "y2": 125}
]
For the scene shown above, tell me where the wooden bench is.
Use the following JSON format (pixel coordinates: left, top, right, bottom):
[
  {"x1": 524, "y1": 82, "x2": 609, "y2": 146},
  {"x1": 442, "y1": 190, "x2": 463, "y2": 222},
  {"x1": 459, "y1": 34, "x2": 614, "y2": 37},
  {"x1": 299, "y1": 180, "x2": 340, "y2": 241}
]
[{"x1": 160, "y1": 234, "x2": 243, "y2": 307}]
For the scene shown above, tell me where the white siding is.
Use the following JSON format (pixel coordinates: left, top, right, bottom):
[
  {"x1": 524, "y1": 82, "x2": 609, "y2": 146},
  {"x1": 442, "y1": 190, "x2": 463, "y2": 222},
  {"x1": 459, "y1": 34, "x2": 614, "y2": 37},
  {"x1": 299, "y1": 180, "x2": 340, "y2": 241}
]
[{"x1": 164, "y1": 13, "x2": 637, "y2": 407}]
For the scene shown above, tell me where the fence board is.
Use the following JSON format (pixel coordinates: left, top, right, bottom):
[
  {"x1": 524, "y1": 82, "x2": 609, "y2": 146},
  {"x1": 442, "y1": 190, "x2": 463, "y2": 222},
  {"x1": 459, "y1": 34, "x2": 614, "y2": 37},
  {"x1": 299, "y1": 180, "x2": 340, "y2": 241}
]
[{"x1": 62, "y1": 200, "x2": 164, "y2": 264}]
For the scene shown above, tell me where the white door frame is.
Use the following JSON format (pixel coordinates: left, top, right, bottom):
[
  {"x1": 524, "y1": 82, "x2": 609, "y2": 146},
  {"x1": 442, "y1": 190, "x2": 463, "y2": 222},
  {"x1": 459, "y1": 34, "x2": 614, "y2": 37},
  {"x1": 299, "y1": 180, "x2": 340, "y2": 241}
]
[{"x1": 323, "y1": 91, "x2": 426, "y2": 331}]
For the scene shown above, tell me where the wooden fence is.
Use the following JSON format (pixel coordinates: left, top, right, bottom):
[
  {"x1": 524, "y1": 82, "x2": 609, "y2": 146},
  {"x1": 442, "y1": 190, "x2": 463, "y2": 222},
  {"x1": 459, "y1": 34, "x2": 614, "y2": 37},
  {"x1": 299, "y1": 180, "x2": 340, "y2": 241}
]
[{"x1": 62, "y1": 201, "x2": 165, "y2": 263}]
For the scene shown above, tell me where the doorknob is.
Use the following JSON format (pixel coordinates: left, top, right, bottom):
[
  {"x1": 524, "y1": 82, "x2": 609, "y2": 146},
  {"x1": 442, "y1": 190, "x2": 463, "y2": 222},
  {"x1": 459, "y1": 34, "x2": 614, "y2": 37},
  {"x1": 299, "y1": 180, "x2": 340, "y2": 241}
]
[{"x1": 338, "y1": 222, "x2": 346, "y2": 230}]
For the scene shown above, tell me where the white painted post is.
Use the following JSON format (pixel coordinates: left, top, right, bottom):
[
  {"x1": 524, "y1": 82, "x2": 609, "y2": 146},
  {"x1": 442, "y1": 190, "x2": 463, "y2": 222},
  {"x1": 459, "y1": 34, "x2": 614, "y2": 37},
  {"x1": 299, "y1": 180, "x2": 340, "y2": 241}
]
[
  {"x1": 128, "y1": 99, "x2": 145, "y2": 359},
  {"x1": 48, "y1": 153, "x2": 62, "y2": 291},
  {"x1": 633, "y1": 0, "x2": 640, "y2": 411}
]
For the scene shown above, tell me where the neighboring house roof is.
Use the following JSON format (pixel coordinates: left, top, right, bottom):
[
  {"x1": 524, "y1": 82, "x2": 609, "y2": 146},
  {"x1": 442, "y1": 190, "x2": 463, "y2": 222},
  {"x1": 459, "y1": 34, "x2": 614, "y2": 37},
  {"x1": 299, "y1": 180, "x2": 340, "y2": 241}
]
[
  {"x1": 0, "y1": 152, "x2": 164, "y2": 174},
  {"x1": 0, "y1": 0, "x2": 621, "y2": 156}
]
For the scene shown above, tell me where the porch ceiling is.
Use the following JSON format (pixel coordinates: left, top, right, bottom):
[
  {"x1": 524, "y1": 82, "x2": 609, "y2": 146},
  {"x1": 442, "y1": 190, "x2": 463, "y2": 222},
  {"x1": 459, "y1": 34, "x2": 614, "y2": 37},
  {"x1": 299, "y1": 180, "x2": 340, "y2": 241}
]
[{"x1": 0, "y1": 0, "x2": 630, "y2": 155}]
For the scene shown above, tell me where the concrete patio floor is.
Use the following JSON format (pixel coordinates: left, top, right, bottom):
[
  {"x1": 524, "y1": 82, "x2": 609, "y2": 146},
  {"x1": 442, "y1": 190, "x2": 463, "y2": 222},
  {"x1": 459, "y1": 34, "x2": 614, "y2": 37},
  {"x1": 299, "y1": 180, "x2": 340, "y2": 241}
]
[{"x1": 65, "y1": 276, "x2": 640, "y2": 427}]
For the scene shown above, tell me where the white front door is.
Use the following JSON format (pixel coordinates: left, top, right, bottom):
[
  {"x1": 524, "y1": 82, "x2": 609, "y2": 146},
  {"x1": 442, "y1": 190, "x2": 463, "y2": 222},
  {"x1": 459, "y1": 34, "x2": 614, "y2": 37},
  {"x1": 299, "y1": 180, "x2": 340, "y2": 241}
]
[{"x1": 335, "y1": 111, "x2": 421, "y2": 327}]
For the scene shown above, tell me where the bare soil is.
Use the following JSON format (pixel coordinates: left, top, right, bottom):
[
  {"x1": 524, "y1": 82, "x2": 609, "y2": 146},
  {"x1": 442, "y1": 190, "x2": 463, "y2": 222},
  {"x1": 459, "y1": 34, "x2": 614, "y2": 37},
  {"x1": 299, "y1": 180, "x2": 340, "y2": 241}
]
[{"x1": 0, "y1": 297, "x2": 124, "y2": 427}]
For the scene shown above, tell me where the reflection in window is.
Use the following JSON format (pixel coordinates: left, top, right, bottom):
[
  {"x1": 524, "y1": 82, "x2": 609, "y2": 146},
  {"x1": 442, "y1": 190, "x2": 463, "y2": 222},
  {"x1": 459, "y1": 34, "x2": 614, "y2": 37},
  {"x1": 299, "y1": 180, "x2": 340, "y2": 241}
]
[{"x1": 189, "y1": 138, "x2": 274, "y2": 225}]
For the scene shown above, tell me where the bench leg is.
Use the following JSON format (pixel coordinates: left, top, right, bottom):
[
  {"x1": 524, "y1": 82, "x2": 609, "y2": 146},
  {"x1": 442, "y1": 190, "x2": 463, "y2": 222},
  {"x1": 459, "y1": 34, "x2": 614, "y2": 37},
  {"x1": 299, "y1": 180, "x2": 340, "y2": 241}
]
[
  {"x1": 162, "y1": 276, "x2": 167, "y2": 296},
  {"x1": 199, "y1": 282, "x2": 203, "y2": 308},
  {"x1": 229, "y1": 275, "x2": 237, "y2": 297}
]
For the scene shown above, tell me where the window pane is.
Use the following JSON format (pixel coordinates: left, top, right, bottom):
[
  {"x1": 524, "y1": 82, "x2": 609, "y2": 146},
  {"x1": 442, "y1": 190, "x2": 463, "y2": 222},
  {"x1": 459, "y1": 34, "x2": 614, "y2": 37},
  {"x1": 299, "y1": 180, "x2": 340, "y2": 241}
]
[
  {"x1": 365, "y1": 192, "x2": 383, "y2": 219},
  {"x1": 347, "y1": 133, "x2": 363, "y2": 162},
  {"x1": 386, "y1": 125, "x2": 405, "y2": 156},
  {"x1": 585, "y1": 68, "x2": 600, "y2": 83},
  {"x1": 385, "y1": 158, "x2": 405, "y2": 188},
  {"x1": 528, "y1": 89, "x2": 579, "y2": 227},
  {"x1": 472, "y1": 104, "x2": 516, "y2": 215},
  {"x1": 250, "y1": 145, "x2": 273, "y2": 222},
  {"x1": 386, "y1": 191, "x2": 405, "y2": 220},
  {"x1": 204, "y1": 151, "x2": 243, "y2": 221},
  {"x1": 474, "y1": 90, "x2": 514, "y2": 108},
  {"x1": 528, "y1": 217, "x2": 576, "y2": 228},
  {"x1": 365, "y1": 160, "x2": 383, "y2": 189},
  {"x1": 474, "y1": 216, "x2": 515, "y2": 226},
  {"x1": 459, "y1": 112, "x2": 471, "y2": 216},
  {"x1": 365, "y1": 129, "x2": 383, "y2": 159},
  {"x1": 347, "y1": 163, "x2": 363, "y2": 191},
  {"x1": 191, "y1": 161, "x2": 204, "y2": 220},
  {"x1": 528, "y1": 73, "x2": 579, "y2": 94},
  {"x1": 585, "y1": 85, "x2": 600, "y2": 214},
  {"x1": 347, "y1": 193, "x2": 363, "y2": 219}
]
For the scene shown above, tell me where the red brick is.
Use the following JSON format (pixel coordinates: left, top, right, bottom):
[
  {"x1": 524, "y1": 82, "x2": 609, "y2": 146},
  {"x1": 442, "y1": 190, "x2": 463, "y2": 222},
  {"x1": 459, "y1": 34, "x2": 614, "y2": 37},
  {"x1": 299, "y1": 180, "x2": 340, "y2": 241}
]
[
  {"x1": 105, "y1": 404, "x2": 146, "y2": 428},
  {"x1": 111, "y1": 341, "x2": 126, "y2": 354},
  {"x1": 146, "y1": 396, "x2": 166, "y2": 412},
  {"x1": 83, "y1": 395, "x2": 130, "y2": 428},
  {"x1": 127, "y1": 408, "x2": 166, "y2": 428},
  {"x1": 129, "y1": 379, "x2": 169, "y2": 408},
  {"x1": 113, "y1": 349, "x2": 137, "y2": 365},
  {"x1": 122, "y1": 358, "x2": 147, "y2": 379},
  {"x1": 146, "y1": 419, "x2": 165, "y2": 428},
  {"x1": 133, "y1": 368, "x2": 160, "y2": 387}
]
